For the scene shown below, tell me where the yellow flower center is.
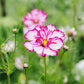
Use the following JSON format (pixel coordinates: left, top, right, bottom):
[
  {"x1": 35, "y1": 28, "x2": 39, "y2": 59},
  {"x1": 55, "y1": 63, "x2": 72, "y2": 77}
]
[
  {"x1": 33, "y1": 19, "x2": 39, "y2": 24},
  {"x1": 43, "y1": 39, "x2": 48, "y2": 46}
]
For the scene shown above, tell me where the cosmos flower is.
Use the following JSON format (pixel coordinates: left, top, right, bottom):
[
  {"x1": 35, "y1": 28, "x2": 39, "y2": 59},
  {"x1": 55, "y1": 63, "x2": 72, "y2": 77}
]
[
  {"x1": 23, "y1": 9, "x2": 47, "y2": 31},
  {"x1": 24, "y1": 24, "x2": 65, "y2": 57},
  {"x1": 2, "y1": 41, "x2": 15, "y2": 52}
]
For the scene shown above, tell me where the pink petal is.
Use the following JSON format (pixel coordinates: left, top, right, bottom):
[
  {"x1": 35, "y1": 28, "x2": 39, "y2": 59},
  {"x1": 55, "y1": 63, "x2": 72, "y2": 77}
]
[
  {"x1": 24, "y1": 20, "x2": 33, "y2": 27},
  {"x1": 31, "y1": 9, "x2": 38, "y2": 16},
  {"x1": 51, "y1": 30, "x2": 65, "y2": 40},
  {"x1": 35, "y1": 25, "x2": 41, "y2": 31},
  {"x1": 28, "y1": 24, "x2": 37, "y2": 30},
  {"x1": 23, "y1": 27, "x2": 28, "y2": 35},
  {"x1": 43, "y1": 48, "x2": 58, "y2": 56},
  {"x1": 24, "y1": 41, "x2": 34, "y2": 52},
  {"x1": 34, "y1": 46, "x2": 44, "y2": 55},
  {"x1": 39, "y1": 30, "x2": 46, "y2": 39},
  {"x1": 47, "y1": 24, "x2": 56, "y2": 31},
  {"x1": 38, "y1": 11, "x2": 47, "y2": 25},
  {"x1": 24, "y1": 13, "x2": 32, "y2": 20},
  {"x1": 49, "y1": 38, "x2": 63, "y2": 51},
  {"x1": 24, "y1": 30, "x2": 37, "y2": 41}
]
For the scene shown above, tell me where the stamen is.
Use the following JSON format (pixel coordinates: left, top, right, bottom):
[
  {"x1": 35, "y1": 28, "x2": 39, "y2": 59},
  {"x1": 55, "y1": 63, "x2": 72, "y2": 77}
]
[
  {"x1": 33, "y1": 19, "x2": 39, "y2": 24},
  {"x1": 43, "y1": 39, "x2": 48, "y2": 46}
]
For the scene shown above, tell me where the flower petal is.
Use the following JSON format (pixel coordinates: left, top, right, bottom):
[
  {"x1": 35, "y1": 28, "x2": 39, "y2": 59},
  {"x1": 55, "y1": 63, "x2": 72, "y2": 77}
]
[
  {"x1": 24, "y1": 20, "x2": 33, "y2": 27},
  {"x1": 43, "y1": 48, "x2": 58, "y2": 56},
  {"x1": 51, "y1": 30, "x2": 65, "y2": 40},
  {"x1": 23, "y1": 27, "x2": 28, "y2": 35},
  {"x1": 31, "y1": 9, "x2": 38, "y2": 17},
  {"x1": 49, "y1": 38, "x2": 63, "y2": 51},
  {"x1": 47, "y1": 24, "x2": 56, "y2": 31},
  {"x1": 24, "y1": 41, "x2": 35, "y2": 52},
  {"x1": 24, "y1": 30, "x2": 37, "y2": 41},
  {"x1": 34, "y1": 46, "x2": 43, "y2": 55}
]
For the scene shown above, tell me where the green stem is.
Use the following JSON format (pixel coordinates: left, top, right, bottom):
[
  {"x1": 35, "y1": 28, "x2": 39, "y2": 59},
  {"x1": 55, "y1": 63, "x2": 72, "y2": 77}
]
[
  {"x1": 55, "y1": 51, "x2": 65, "y2": 84},
  {"x1": 13, "y1": 33, "x2": 16, "y2": 62},
  {"x1": 24, "y1": 68, "x2": 28, "y2": 84},
  {"x1": 5, "y1": 53, "x2": 11, "y2": 84},
  {"x1": 23, "y1": 30, "x2": 26, "y2": 63},
  {"x1": 73, "y1": 1, "x2": 76, "y2": 28},
  {"x1": 0, "y1": 42, "x2": 1, "y2": 57},
  {"x1": 44, "y1": 56, "x2": 47, "y2": 84},
  {"x1": 8, "y1": 74, "x2": 10, "y2": 84}
]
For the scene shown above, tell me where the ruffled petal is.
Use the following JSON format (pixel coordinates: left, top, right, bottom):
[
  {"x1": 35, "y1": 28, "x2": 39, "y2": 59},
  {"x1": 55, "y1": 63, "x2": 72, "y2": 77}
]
[
  {"x1": 24, "y1": 13, "x2": 32, "y2": 20},
  {"x1": 49, "y1": 38, "x2": 63, "y2": 51},
  {"x1": 47, "y1": 24, "x2": 56, "y2": 31},
  {"x1": 23, "y1": 20, "x2": 33, "y2": 27},
  {"x1": 23, "y1": 27, "x2": 28, "y2": 35},
  {"x1": 31, "y1": 9, "x2": 38, "y2": 18},
  {"x1": 51, "y1": 30, "x2": 65, "y2": 40},
  {"x1": 34, "y1": 46, "x2": 44, "y2": 55},
  {"x1": 24, "y1": 30, "x2": 37, "y2": 41},
  {"x1": 24, "y1": 41, "x2": 34, "y2": 52},
  {"x1": 43, "y1": 48, "x2": 58, "y2": 56}
]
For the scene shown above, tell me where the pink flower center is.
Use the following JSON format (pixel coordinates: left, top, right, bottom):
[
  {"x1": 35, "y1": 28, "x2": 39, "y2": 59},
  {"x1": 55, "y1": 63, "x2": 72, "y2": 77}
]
[{"x1": 33, "y1": 19, "x2": 39, "y2": 24}]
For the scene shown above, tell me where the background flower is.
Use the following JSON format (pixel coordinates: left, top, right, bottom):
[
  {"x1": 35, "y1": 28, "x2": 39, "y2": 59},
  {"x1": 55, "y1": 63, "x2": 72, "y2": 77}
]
[
  {"x1": 23, "y1": 9, "x2": 47, "y2": 31},
  {"x1": 1, "y1": 41, "x2": 15, "y2": 52},
  {"x1": 59, "y1": 25, "x2": 77, "y2": 42},
  {"x1": 72, "y1": 60, "x2": 84, "y2": 81},
  {"x1": 15, "y1": 56, "x2": 24, "y2": 70}
]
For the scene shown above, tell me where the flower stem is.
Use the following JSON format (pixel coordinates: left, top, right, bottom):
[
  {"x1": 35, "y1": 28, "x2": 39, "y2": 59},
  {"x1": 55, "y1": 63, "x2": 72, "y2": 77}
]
[
  {"x1": 5, "y1": 53, "x2": 11, "y2": 84},
  {"x1": 55, "y1": 51, "x2": 65, "y2": 84},
  {"x1": 13, "y1": 33, "x2": 16, "y2": 62},
  {"x1": 0, "y1": 41, "x2": 1, "y2": 57},
  {"x1": 73, "y1": 1, "x2": 76, "y2": 28},
  {"x1": 8, "y1": 74, "x2": 10, "y2": 84},
  {"x1": 24, "y1": 68, "x2": 28, "y2": 84},
  {"x1": 44, "y1": 56, "x2": 47, "y2": 84}
]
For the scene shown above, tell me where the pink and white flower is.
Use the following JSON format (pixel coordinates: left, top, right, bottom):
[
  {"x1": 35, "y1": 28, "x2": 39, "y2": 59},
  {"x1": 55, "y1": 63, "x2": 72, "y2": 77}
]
[
  {"x1": 23, "y1": 9, "x2": 47, "y2": 31},
  {"x1": 24, "y1": 24, "x2": 65, "y2": 57}
]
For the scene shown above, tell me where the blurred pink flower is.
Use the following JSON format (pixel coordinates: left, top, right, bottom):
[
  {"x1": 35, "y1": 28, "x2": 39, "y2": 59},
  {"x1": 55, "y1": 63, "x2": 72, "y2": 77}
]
[
  {"x1": 23, "y1": 9, "x2": 47, "y2": 31},
  {"x1": 24, "y1": 24, "x2": 65, "y2": 57},
  {"x1": 68, "y1": 27, "x2": 77, "y2": 36}
]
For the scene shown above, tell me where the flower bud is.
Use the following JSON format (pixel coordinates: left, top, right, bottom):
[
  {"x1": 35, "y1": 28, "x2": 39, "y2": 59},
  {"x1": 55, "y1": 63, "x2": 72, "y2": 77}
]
[
  {"x1": 12, "y1": 28, "x2": 18, "y2": 34},
  {"x1": 23, "y1": 63, "x2": 29, "y2": 68},
  {"x1": 63, "y1": 45, "x2": 69, "y2": 51}
]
